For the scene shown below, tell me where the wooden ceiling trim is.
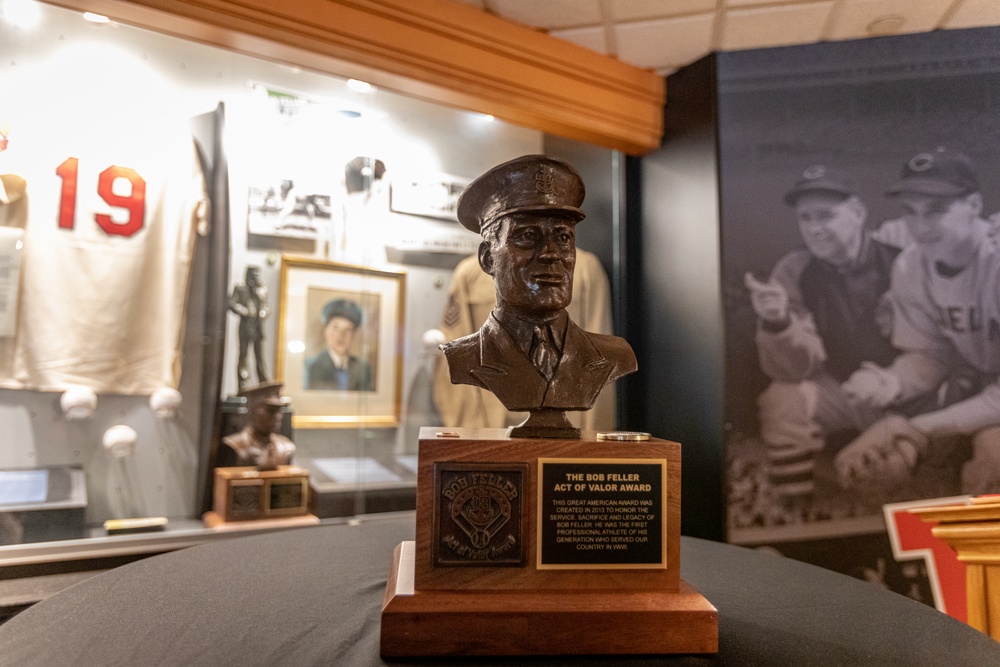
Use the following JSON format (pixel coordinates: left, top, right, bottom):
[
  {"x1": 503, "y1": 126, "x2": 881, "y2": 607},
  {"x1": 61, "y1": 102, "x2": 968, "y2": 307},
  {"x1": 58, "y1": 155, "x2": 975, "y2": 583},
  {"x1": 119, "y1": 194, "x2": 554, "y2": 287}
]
[{"x1": 46, "y1": 0, "x2": 665, "y2": 154}]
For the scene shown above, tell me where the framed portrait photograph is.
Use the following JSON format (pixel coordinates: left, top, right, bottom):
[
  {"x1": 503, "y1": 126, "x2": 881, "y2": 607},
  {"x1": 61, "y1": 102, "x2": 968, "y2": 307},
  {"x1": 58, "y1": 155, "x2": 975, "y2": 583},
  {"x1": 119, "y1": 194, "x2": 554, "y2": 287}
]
[{"x1": 276, "y1": 256, "x2": 406, "y2": 428}]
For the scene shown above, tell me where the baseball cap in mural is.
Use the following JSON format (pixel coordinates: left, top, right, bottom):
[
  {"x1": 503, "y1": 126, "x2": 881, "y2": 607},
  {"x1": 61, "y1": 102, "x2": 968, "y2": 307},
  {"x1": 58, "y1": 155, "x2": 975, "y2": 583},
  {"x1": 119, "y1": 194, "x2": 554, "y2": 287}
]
[
  {"x1": 886, "y1": 148, "x2": 980, "y2": 198},
  {"x1": 783, "y1": 165, "x2": 858, "y2": 206}
]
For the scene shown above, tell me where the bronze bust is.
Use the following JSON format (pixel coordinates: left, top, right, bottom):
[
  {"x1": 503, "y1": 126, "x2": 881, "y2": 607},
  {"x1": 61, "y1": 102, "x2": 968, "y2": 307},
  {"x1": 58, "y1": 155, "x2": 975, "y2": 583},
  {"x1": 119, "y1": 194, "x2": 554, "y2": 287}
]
[
  {"x1": 441, "y1": 155, "x2": 636, "y2": 438},
  {"x1": 217, "y1": 381, "x2": 295, "y2": 470}
]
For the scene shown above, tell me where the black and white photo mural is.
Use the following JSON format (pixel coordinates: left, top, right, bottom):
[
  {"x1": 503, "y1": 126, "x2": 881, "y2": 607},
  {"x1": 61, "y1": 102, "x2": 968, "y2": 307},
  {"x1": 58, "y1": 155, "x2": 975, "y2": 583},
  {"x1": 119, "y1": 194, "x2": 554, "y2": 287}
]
[{"x1": 717, "y1": 27, "x2": 1000, "y2": 602}]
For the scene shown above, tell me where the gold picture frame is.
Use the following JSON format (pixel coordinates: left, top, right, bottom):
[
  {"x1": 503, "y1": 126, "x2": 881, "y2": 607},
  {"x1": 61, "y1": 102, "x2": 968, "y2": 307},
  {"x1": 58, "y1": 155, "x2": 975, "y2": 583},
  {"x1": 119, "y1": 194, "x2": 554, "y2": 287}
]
[{"x1": 276, "y1": 256, "x2": 406, "y2": 428}]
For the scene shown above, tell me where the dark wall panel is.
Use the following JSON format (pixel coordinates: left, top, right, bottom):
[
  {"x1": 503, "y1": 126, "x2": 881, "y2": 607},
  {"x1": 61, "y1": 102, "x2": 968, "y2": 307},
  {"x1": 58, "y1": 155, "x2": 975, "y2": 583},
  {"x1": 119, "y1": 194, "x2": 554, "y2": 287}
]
[{"x1": 632, "y1": 57, "x2": 726, "y2": 541}]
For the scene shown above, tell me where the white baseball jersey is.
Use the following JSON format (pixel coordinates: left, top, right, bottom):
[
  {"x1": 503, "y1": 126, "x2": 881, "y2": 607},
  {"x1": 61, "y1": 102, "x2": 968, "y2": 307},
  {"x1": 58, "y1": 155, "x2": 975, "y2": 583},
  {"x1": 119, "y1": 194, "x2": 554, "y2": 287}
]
[
  {"x1": 0, "y1": 122, "x2": 207, "y2": 394},
  {"x1": 890, "y1": 231, "x2": 1000, "y2": 435},
  {"x1": 892, "y1": 236, "x2": 1000, "y2": 375}
]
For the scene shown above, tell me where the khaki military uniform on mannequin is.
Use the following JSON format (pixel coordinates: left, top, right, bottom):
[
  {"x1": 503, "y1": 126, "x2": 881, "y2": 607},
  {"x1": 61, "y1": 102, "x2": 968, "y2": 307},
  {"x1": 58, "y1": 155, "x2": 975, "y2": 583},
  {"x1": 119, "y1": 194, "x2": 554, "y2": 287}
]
[{"x1": 433, "y1": 248, "x2": 616, "y2": 431}]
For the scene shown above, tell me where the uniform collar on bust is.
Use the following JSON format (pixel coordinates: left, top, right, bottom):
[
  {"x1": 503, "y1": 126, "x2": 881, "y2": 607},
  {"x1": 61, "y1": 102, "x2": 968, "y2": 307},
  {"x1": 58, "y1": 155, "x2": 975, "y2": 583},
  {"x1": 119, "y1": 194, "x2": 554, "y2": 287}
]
[{"x1": 493, "y1": 308, "x2": 568, "y2": 356}]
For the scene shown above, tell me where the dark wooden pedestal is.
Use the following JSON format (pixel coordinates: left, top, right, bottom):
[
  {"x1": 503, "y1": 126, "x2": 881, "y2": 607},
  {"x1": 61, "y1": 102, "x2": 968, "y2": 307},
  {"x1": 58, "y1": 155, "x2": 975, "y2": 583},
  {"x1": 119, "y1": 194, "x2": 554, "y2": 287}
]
[
  {"x1": 382, "y1": 541, "x2": 717, "y2": 656},
  {"x1": 379, "y1": 428, "x2": 718, "y2": 657}
]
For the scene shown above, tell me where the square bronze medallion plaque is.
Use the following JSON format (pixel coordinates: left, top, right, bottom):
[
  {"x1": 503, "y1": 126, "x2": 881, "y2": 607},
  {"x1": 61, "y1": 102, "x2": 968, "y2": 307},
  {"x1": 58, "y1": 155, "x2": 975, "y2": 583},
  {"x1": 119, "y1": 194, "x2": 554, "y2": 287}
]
[
  {"x1": 228, "y1": 481, "x2": 264, "y2": 519},
  {"x1": 432, "y1": 462, "x2": 528, "y2": 567}
]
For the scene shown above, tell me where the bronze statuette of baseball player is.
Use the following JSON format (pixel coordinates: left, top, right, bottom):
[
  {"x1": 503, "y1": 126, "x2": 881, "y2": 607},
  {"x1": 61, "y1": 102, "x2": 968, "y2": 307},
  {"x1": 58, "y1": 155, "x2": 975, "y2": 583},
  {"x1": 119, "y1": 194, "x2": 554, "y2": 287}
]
[{"x1": 229, "y1": 265, "x2": 270, "y2": 390}]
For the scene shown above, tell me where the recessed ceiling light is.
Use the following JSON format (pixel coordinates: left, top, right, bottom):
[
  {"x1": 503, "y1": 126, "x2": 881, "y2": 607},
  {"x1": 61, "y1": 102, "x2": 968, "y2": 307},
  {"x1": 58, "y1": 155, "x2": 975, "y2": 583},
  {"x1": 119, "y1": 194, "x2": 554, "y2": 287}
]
[
  {"x1": 3, "y1": 0, "x2": 41, "y2": 29},
  {"x1": 867, "y1": 15, "x2": 905, "y2": 36},
  {"x1": 83, "y1": 12, "x2": 110, "y2": 24},
  {"x1": 347, "y1": 79, "x2": 373, "y2": 94}
]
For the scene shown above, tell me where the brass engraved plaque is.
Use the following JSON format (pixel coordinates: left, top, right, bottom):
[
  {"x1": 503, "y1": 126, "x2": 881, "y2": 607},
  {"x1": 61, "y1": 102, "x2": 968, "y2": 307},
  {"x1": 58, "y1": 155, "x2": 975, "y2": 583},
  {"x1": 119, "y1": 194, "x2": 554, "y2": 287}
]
[
  {"x1": 433, "y1": 462, "x2": 528, "y2": 567},
  {"x1": 267, "y1": 478, "x2": 307, "y2": 514},
  {"x1": 537, "y1": 457, "x2": 667, "y2": 569}
]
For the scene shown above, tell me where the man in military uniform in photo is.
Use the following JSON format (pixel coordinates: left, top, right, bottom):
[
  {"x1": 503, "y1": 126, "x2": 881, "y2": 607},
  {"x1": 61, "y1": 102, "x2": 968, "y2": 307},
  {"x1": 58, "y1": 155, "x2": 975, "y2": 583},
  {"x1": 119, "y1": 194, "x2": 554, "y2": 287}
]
[
  {"x1": 216, "y1": 381, "x2": 295, "y2": 471},
  {"x1": 441, "y1": 154, "x2": 636, "y2": 437},
  {"x1": 229, "y1": 265, "x2": 270, "y2": 390},
  {"x1": 304, "y1": 297, "x2": 375, "y2": 391}
]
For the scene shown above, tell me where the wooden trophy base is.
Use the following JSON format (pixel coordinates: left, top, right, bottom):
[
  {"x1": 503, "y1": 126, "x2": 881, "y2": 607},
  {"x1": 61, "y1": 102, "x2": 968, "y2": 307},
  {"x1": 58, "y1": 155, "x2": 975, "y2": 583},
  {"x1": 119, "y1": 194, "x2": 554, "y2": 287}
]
[
  {"x1": 379, "y1": 428, "x2": 718, "y2": 657},
  {"x1": 382, "y1": 541, "x2": 717, "y2": 656}
]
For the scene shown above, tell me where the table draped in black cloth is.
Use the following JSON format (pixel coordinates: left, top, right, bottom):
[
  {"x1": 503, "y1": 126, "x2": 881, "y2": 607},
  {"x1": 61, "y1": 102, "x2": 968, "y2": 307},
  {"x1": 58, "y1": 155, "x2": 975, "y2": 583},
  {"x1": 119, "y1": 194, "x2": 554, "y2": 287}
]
[{"x1": 0, "y1": 514, "x2": 997, "y2": 666}]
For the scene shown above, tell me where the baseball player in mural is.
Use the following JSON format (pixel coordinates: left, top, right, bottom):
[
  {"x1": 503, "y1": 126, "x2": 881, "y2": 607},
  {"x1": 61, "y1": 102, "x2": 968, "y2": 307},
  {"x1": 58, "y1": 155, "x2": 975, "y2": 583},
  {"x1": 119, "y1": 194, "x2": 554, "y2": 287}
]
[
  {"x1": 835, "y1": 148, "x2": 1000, "y2": 494},
  {"x1": 744, "y1": 166, "x2": 904, "y2": 505}
]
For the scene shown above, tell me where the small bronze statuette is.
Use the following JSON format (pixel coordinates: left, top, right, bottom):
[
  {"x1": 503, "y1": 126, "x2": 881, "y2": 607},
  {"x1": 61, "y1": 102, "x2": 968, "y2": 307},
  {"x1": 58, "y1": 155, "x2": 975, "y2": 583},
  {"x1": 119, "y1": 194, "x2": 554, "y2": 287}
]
[
  {"x1": 229, "y1": 265, "x2": 270, "y2": 390},
  {"x1": 217, "y1": 381, "x2": 294, "y2": 471},
  {"x1": 441, "y1": 155, "x2": 637, "y2": 438}
]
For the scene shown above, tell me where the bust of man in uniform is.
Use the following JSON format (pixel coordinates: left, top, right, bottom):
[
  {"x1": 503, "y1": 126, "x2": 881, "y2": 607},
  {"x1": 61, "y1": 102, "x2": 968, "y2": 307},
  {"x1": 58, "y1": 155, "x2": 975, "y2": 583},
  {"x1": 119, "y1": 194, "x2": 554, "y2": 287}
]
[
  {"x1": 441, "y1": 155, "x2": 637, "y2": 438},
  {"x1": 217, "y1": 381, "x2": 295, "y2": 471}
]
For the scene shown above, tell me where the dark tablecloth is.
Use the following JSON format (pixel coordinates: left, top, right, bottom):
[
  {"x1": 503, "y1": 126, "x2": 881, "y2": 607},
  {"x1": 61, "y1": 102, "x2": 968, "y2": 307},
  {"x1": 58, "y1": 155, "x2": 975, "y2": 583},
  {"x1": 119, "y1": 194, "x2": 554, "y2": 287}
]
[{"x1": 0, "y1": 514, "x2": 996, "y2": 666}]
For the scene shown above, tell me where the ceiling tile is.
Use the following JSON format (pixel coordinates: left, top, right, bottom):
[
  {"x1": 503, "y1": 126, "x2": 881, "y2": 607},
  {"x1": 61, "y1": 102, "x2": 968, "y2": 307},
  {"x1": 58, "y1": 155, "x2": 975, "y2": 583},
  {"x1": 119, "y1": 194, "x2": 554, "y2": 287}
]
[
  {"x1": 548, "y1": 26, "x2": 609, "y2": 54},
  {"x1": 945, "y1": 0, "x2": 1000, "y2": 29},
  {"x1": 489, "y1": 0, "x2": 602, "y2": 29},
  {"x1": 827, "y1": 0, "x2": 954, "y2": 40},
  {"x1": 615, "y1": 13, "x2": 715, "y2": 69},
  {"x1": 721, "y1": 2, "x2": 835, "y2": 50},
  {"x1": 608, "y1": 0, "x2": 716, "y2": 22}
]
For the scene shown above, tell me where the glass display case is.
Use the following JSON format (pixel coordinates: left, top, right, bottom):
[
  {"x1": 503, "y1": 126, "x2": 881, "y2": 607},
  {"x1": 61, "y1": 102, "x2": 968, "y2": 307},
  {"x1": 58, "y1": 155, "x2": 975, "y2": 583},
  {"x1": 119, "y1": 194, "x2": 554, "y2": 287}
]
[{"x1": 0, "y1": 1, "x2": 622, "y2": 567}]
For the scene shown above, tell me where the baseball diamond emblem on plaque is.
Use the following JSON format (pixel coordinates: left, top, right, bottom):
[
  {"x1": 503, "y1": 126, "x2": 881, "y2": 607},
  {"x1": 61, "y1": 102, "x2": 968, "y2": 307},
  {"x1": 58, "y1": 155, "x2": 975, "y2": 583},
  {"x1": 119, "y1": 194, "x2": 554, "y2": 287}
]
[{"x1": 433, "y1": 462, "x2": 528, "y2": 566}]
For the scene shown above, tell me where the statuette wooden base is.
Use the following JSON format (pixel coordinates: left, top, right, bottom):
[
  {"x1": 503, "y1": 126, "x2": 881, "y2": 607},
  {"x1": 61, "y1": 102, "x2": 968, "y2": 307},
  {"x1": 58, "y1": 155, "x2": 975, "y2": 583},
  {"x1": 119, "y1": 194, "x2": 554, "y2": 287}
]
[
  {"x1": 211, "y1": 465, "x2": 312, "y2": 522},
  {"x1": 379, "y1": 428, "x2": 718, "y2": 656}
]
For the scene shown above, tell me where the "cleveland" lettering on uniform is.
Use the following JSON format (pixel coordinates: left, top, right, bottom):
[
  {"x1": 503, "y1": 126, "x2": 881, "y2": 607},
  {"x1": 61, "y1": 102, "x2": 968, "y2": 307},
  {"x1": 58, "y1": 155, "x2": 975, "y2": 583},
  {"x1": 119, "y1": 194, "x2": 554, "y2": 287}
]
[{"x1": 935, "y1": 306, "x2": 1000, "y2": 340}]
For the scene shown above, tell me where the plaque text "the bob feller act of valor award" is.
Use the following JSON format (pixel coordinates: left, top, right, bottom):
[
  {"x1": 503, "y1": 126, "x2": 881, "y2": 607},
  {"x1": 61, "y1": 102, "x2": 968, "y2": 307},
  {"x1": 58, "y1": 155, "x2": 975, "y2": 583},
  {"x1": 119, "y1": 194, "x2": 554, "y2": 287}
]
[{"x1": 537, "y1": 458, "x2": 666, "y2": 569}]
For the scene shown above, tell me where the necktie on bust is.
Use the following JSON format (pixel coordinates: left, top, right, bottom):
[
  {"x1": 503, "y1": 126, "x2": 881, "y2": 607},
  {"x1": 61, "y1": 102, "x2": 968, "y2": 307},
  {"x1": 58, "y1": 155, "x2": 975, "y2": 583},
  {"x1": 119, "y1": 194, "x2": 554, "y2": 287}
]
[{"x1": 531, "y1": 324, "x2": 559, "y2": 380}]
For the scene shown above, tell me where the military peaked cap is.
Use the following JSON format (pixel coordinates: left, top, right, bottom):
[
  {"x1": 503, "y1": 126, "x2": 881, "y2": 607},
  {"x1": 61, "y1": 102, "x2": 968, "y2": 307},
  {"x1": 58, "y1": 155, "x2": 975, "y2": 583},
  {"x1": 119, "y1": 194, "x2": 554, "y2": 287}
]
[
  {"x1": 321, "y1": 298, "x2": 363, "y2": 327},
  {"x1": 239, "y1": 381, "x2": 284, "y2": 408},
  {"x1": 456, "y1": 155, "x2": 586, "y2": 234}
]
